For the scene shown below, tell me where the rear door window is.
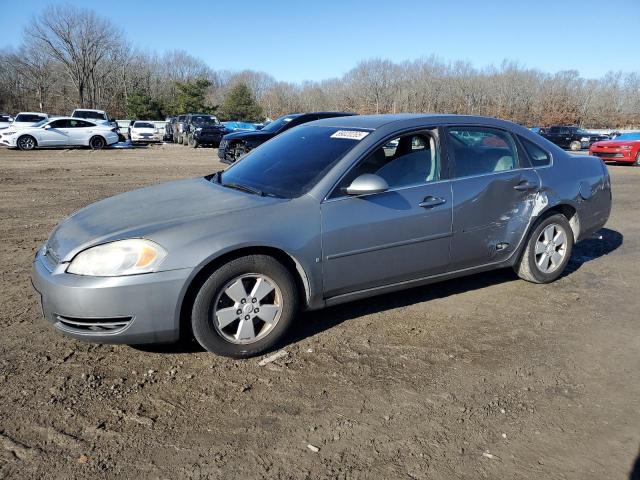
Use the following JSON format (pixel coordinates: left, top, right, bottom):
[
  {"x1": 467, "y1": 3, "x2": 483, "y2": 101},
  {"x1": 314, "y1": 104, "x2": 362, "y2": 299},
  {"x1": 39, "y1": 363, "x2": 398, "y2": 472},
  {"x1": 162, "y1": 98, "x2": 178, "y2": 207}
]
[
  {"x1": 520, "y1": 137, "x2": 551, "y2": 167},
  {"x1": 447, "y1": 127, "x2": 519, "y2": 178}
]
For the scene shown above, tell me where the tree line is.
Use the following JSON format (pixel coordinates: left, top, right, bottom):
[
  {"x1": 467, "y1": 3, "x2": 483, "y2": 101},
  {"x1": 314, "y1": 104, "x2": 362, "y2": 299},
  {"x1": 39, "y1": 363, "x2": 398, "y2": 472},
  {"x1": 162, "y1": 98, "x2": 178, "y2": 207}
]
[{"x1": 1, "y1": 5, "x2": 638, "y2": 128}]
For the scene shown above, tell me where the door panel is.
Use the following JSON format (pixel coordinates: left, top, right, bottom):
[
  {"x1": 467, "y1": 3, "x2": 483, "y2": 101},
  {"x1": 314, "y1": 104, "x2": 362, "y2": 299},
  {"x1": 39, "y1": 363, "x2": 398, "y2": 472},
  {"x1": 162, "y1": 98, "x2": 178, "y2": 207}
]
[
  {"x1": 450, "y1": 169, "x2": 540, "y2": 270},
  {"x1": 321, "y1": 182, "x2": 452, "y2": 297},
  {"x1": 37, "y1": 128, "x2": 68, "y2": 146}
]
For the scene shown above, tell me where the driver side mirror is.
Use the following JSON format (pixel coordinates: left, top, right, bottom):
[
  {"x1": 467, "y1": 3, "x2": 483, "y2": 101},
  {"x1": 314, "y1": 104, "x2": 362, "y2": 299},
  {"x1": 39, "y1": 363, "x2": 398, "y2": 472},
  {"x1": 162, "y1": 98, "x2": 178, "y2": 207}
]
[
  {"x1": 345, "y1": 173, "x2": 389, "y2": 196},
  {"x1": 43, "y1": 125, "x2": 51, "y2": 130}
]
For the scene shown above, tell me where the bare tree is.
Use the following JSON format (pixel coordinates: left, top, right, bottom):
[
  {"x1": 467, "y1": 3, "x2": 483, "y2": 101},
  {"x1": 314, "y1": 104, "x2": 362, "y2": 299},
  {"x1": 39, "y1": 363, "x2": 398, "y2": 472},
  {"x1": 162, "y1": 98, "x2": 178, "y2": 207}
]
[{"x1": 26, "y1": 5, "x2": 121, "y2": 107}]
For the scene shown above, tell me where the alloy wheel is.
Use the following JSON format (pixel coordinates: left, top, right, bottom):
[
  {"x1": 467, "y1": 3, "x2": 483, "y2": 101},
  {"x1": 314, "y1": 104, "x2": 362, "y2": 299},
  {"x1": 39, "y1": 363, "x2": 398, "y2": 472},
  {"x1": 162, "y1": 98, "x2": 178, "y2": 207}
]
[
  {"x1": 18, "y1": 136, "x2": 35, "y2": 150},
  {"x1": 212, "y1": 274, "x2": 282, "y2": 344},
  {"x1": 534, "y1": 223, "x2": 568, "y2": 273}
]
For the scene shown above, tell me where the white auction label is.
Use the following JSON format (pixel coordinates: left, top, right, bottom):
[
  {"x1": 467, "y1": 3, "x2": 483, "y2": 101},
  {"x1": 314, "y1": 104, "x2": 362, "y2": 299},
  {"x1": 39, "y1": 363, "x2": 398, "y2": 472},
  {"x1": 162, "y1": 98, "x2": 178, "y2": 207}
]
[{"x1": 330, "y1": 130, "x2": 370, "y2": 140}]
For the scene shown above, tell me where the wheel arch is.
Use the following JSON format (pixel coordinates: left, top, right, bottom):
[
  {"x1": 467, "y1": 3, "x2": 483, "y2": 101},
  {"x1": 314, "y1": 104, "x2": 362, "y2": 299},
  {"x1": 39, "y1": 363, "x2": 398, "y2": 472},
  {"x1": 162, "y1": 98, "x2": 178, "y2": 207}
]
[
  {"x1": 176, "y1": 245, "x2": 312, "y2": 341},
  {"x1": 17, "y1": 133, "x2": 38, "y2": 147},
  {"x1": 512, "y1": 201, "x2": 579, "y2": 267},
  {"x1": 88, "y1": 134, "x2": 106, "y2": 147}
]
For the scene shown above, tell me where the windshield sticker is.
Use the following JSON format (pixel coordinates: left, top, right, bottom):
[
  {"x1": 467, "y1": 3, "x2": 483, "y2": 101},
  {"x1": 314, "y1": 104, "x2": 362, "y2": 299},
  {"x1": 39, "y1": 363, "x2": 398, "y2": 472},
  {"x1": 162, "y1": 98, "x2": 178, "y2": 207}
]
[{"x1": 330, "y1": 130, "x2": 370, "y2": 140}]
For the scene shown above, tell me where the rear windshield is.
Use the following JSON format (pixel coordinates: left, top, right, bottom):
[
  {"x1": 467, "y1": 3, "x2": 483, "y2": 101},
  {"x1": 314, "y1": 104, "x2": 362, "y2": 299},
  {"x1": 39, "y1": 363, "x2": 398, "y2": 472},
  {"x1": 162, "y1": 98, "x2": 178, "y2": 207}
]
[
  {"x1": 219, "y1": 125, "x2": 366, "y2": 198},
  {"x1": 261, "y1": 115, "x2": 299, "y2": 133},
  {"x1": 73, "y1": 111, "x2": 106, "y2": 120},
  {"x1": 133, "y1": 122, "x2": 155, "y2": 128},
  {"x1": 15, "y1": 114, "x2": 46, "y2": 123}
]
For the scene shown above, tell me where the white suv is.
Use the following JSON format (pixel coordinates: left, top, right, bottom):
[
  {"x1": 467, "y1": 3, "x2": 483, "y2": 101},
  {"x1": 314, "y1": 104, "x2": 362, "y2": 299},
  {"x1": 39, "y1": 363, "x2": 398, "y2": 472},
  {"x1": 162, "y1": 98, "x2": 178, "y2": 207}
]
[{"x1": 12, "y1": 112, "x2": 49, "y2": 129}]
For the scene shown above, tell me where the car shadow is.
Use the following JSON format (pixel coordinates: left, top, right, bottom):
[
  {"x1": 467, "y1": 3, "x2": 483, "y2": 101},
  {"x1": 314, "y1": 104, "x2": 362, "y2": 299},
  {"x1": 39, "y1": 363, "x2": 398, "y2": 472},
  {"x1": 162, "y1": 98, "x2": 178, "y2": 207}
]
[
  {"x1": 631, "y1": 451, "x2": 640, "y2": 480},
  {"x1": 285, "y1": 227, "x2": 623, "y2": 349},
  {"x1": 564, "y1": 228, "x2": 623, "y2": 274},
  {"x1": 129, "y1": 228, "x2": 622, "y2": 356}
]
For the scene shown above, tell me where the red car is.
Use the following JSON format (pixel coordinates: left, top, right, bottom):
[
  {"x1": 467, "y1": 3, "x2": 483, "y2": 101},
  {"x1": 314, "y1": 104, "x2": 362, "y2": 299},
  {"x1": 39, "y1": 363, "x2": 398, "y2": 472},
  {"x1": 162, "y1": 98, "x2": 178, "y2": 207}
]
[{"x1": 589, "y1": 132, "x2": 640, "y2": 165}]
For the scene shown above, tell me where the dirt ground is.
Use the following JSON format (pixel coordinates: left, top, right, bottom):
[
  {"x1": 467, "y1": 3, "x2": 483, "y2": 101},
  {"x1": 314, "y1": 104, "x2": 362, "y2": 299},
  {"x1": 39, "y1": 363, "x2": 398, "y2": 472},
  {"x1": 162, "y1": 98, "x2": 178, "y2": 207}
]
[{"x1": 0, "y1": 143, "x2": 638, "y2": 479}]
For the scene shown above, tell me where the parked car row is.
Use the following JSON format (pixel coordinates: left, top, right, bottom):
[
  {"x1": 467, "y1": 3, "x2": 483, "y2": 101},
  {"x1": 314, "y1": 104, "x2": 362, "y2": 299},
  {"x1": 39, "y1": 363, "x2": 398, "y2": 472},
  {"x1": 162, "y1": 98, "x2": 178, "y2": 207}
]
[
  {"x1": 0, "y1": 108, "x2": 124, "y2": 150},
  {"x1": 0, "y1": 117, "x2": 119, "y2": 150}
]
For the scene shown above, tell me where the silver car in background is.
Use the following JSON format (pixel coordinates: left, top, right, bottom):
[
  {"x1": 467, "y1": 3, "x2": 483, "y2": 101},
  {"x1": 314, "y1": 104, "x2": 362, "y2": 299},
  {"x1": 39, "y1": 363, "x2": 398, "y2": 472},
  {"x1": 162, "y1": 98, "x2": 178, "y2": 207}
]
[{"x1": 32, "y1": 114, "x2": 612, "y2": 357}]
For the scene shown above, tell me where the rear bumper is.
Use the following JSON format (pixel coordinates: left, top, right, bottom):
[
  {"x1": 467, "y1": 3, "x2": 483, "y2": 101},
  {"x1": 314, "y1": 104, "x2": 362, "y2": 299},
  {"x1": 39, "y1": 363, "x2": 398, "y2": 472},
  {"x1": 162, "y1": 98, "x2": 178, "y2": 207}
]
[{"x1": 31, "y1": 251, "x2": 192, "y2": 345}]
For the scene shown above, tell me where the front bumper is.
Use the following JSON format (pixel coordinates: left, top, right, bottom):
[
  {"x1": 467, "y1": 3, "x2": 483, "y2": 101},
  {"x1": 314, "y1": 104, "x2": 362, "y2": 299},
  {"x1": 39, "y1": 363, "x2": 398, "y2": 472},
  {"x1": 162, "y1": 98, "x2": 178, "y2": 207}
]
[
  {"x1": 31, "y1": 251, "x2": 192, "y2": 345},
  {"x1": 193, "y1": 131, "x2": 224, "y2": 144},
  {"x1": 131, "y1": 134, "x2": 161, "y2": 143},
  {"x1": 589, "y1": 148, "x2": 636, "y2": 162}
]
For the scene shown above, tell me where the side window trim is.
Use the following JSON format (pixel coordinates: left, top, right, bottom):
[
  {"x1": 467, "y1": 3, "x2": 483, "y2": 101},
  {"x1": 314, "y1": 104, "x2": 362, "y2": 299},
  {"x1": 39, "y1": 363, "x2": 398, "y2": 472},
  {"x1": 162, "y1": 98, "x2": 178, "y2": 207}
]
[
  {"x1": 443, "y1": 124, "x2": 527, "y2": 180},
  {"x1": 324, "y1": 127, "x2": 444, "y2": 201}
]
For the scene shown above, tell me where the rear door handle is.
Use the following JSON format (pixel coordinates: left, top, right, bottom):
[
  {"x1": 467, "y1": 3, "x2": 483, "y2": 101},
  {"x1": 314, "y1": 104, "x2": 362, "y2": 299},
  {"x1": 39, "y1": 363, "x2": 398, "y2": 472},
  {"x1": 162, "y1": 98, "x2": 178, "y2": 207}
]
[
  {"x1": 419, "y1": 196, "x2": 446, "y2": 208},
  {"x1": 514, "y1": 181, "x2": 539, "y2": 192}
]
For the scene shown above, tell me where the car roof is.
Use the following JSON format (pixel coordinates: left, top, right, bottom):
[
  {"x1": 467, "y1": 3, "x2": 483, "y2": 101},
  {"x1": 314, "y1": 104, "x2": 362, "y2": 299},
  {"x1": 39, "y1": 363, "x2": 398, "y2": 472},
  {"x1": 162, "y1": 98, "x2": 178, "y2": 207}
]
[
  {"x1": 16, "y1": 112, "x2": 48, "y2": 116},
  {"x1": 309, "y1": 113, "x2": 525, "y2": 130},
  {"x1": 73, "y1": 109, "x2": 106, "y2": 113},
  {"x1": 50, "y1": 116, "x2": 98, "y2": 122}
]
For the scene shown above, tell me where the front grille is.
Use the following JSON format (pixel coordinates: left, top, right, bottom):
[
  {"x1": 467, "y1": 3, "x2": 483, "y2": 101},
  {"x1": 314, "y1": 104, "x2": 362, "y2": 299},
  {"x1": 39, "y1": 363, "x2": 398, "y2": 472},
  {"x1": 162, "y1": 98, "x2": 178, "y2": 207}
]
[{"x1": 55, "y1": 315, "x2": 133, "y2": 334}]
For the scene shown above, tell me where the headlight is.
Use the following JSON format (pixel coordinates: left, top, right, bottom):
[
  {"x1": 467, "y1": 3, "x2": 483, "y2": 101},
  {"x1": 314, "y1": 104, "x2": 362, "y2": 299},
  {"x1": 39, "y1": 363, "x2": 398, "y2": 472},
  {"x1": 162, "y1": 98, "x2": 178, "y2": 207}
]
[{"x1": 67, "y1": 239, "x2": 167, "y2": 276}]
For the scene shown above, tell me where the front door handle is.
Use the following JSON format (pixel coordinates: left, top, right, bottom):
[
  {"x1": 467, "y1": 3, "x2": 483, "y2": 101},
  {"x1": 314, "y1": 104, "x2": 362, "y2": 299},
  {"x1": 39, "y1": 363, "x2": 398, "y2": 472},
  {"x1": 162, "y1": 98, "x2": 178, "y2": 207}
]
[
  {"x1": 419, "y1": 196, "x2": 446, "y2": 208},
  {"x1": 514, "y1": 181, "x2": 539, "y2": 192}
]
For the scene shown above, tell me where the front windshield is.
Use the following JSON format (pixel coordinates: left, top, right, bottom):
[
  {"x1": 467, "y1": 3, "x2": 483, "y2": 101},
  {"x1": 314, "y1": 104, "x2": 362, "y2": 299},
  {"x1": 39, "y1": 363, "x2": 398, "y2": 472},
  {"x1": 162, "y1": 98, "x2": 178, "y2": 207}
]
[
  {"x1": 575, "y1": 128, "x2": 591, "y2": 135},
  {"x1": 33, "y1": 119, "x2": 49, "y2": 128},
  {"x1": 615, "y1": 133, "x2": 640, "y2": 141},
  {"x1": 191, "y1": 115, "x2": 219, "y2": 125},
  {"x1": 134, "y1": 122, "x2": 155, "y2": 128},
  {"x1": 15, "y1": 114, "x2": 46, "y2": 123},
  {"x1": 261, "y1": 115, "x2": 298, "y2": 133},
  {"x1": 73, "y1": 111, "x2": 105, "y2": 120},
  {"x1": 219, "y1": 125, "x2": 367, "y2": 198}
]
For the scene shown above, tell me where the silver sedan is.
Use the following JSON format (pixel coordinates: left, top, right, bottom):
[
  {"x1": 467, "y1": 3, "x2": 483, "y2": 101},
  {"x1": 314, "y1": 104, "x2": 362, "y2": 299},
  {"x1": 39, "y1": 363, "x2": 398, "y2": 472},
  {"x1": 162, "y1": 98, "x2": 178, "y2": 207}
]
[{"x1": 32, "y1": 114, "x2": 612, "y2": 357}]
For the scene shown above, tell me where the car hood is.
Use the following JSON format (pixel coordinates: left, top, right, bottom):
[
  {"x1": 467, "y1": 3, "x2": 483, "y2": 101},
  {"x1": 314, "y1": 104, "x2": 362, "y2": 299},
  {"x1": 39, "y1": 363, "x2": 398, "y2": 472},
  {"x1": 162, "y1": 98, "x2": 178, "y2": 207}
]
[
  {"x1": 223, "y1": 130, "x2": 274, "y2": 142},
  {"x1": 47, "y1": 177, "x2": 281, "y2": 262},
  {"x1": 592, "y1": 139, "x2": 640, "y2": 148}
]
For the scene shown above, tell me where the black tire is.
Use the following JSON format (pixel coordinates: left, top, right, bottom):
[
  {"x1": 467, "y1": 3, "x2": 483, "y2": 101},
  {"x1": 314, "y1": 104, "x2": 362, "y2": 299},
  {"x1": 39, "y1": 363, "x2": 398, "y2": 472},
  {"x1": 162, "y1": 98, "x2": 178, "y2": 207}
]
[
  {"x1": 569, "y1": 140, "x2": 582, "y2": 151},
  {"x1": 191, "y1": 255, "x2": 298, "y2": 358},
  {"x1": 191, "y1": 139, "x2": 199, "y2": 148},
  {"x1": 89, "y1": 136, "x2": 106, "y2": 150},
  {"x1": 634, "y1": 151, "x2": 640, "y2": 166},
  {"x1": 515, "y1": 213, "x2": 574, "y2": 284},
  {"x1": 17, "y1": 135, "x2": 36, "y2": 151},
  {"x1": 177, "y1": 134, "x2": 183, "y2": 144},
  {"x1": 233, "y1": 143, "x2": 246, "y2": 161}
]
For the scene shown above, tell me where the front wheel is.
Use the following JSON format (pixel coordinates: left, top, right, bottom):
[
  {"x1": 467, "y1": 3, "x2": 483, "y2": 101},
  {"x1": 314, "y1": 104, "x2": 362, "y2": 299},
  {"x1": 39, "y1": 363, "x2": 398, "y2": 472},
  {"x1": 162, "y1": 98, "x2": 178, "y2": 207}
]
[
  {"x1": 17, "y1": 135, "x2": 36, "y2": 151},
  {"x1": 634, "y1": 151, "x2": 640, "y2": 166},
  {"x1": 515, "y1": 213, "x2": 574, "y2": 283},
  {"x1": 191, "y1": 139, "x2": 199, "y2": 148},
  {"x1": 569, "y1": 140, "x2": 582, "y2": 151},
  {"x1": 89, "y1": 136, "x2": 106, "y2": 150},
  {"x1": 191, "y1": 255, "x2": 298, "y2": 358}
]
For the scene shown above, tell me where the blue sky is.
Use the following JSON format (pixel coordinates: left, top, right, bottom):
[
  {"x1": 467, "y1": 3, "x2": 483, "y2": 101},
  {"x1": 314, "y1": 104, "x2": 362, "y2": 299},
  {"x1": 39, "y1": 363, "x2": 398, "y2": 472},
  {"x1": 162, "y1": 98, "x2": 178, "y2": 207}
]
[{"x1": 1, "y1": 0, "x2": 639, "y2": 82}]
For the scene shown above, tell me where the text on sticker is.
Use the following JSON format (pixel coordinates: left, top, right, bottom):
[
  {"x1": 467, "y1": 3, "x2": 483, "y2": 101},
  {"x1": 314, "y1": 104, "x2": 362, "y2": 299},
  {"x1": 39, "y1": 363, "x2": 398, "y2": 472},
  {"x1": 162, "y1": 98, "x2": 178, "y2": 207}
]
[{"x1": 330, "y1": 130, "x2": 370, "y2": 140}]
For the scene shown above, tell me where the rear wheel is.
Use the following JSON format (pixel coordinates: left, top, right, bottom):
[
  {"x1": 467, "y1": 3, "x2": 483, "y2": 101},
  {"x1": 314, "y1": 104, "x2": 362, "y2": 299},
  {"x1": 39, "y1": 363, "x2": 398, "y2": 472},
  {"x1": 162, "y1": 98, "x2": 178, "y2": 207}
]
[
  {"x1": 17, "y1": 135, "x2": 36, "y2": 151},
  {"x1": 569, "y1": 140, "x2": 582, "y2": 151},
  {"x1": 89, "y1": 136, "x2": 106, "y2": 150},
  {"x1": 191, "y1": 138, "x2": 199, "y2": 148},
  {"x1": 191, "y1": 255, "x2": 298, "y2": 358},
  {"x1": 515, "y1": 213, "x2": 574, "y2": 283},
  {"x1": 177, "y1": 134, "x2": 183, "y2": 144}
]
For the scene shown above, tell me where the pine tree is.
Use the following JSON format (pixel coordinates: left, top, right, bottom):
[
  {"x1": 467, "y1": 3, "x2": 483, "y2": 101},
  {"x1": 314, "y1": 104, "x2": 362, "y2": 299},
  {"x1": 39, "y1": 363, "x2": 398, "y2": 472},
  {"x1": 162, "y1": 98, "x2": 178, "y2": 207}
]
[{"x1": 219, "y1": 83, "x2": 264, "y2": 122}]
